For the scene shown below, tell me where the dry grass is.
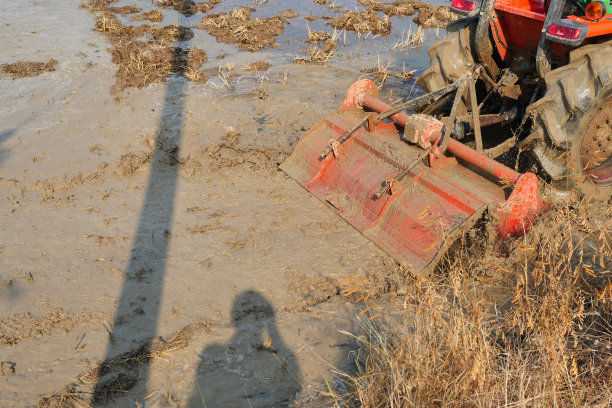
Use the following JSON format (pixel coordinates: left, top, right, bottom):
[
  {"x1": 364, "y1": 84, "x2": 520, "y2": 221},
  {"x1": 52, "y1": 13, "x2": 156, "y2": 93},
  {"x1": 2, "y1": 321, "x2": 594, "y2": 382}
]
[
  {"x1": 361, "y1": 57, "x2": 393, "y2": 85},
  {"x1": 293, "y1": 26, "x2": 339, "y2": 65},
  {"x1": 206, "y1": 64, "x2": 235, "y2": 91},
  {"x1": 38, "y1": 385, "x2": 89, "y2": 408},
  {"x1": 333, "y1": 201, "x2": 612, "y2": 407},
  {"x1": 361, "y1": 57, "x2": 417, "y2": 85},
  {"x1": 392, "y1": 26, "x2": 426, "y2": 49}
]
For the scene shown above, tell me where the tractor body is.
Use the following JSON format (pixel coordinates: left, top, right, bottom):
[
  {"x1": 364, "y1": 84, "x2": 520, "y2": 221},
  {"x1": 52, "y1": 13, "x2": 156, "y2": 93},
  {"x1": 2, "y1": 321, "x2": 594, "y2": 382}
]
[{"x1": 281, "y1": 0, "x2": 612, "y2": 275}]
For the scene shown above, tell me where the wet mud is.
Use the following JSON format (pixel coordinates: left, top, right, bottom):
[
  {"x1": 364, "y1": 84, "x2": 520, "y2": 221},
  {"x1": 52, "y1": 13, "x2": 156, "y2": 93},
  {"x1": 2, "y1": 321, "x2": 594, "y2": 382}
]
[
  {"x1": 0, "y1": 309, "x2": 109, "y2": 346},
  {"x1": 0, "y1": 47, "x2": 380, "y2": 405},
  {"x1": 75, "y1": 0, "x2": 457, "y2": 95},
  {"x1": 1, "y1": 0, "x2": 463, "y2": 407}
]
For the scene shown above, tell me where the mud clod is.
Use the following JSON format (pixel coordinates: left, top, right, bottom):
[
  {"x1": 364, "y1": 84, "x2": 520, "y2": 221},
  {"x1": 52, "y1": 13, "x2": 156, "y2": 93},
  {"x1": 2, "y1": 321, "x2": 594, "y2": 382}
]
[
  {"x1": 0, "y1": 361, "x2": 16, "y2": 376},
  {"x1": 0, "y1": 309, "x2": 109, "y2": 346},
  {"x1": 129, "y1": 9, "x2": 163, "y2": 23},
  {"x1": 330, "y1": 8, "x2": 391, "y2": 35},
  {"x1": 356, "y1": 0, "x2": 459, "y2": 28},
  {"x1": 243, "y1": 60, "x2": 271, "y2": 71},
  {"x1": 187, "y1": 221, "x2": 230, "y2": 234},
  {"x1": 285, "y1": 269, "x2": 340, "y2": 311},
  {"x1": 197, "y1": 7, "x2": 288, "y2": 52},
  {"x1": 232, "y1": 291, "x2": 275, "y2": 321},
  {"x1": 156, "y1": 0, "x2": 197, "y2": 16},
  {"x1": 76, "y1": 322, "x2": 214, "y2": 393},
  {"x1": 106, "y1": 5, "x2": 141, "y2": 15},
  {"x1": 197, "y1": 0, "x2": 223, "y2": 13},
  {"x1": 0, "y1": 59, "x2": 58, "y2": 79},
  {"x1": 0, "y1": 279, "x2": 15, "y2": 289},
  {"x1": 117, "y1": 151, "x2": 151, "y2": 176},
  {"x1": 280, "y1": 9, "x2": 298, "y2": 18},
  {"x1": 87, "y1": 2, "x2": 209, "y2": 93}
]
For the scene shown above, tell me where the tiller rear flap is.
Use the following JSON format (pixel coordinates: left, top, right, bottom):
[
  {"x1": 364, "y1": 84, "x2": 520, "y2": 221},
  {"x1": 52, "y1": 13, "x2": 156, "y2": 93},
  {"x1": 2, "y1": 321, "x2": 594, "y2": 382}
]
[{"x1": 281, "y1": 79, "x2": 543, "y2": 276}]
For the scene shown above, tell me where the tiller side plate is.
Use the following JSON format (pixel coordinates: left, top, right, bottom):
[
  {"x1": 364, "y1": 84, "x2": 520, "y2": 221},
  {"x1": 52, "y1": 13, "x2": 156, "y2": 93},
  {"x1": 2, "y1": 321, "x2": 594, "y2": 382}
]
[{"x1": 281, "y1": 80, "x2": 541, "y2": 275}]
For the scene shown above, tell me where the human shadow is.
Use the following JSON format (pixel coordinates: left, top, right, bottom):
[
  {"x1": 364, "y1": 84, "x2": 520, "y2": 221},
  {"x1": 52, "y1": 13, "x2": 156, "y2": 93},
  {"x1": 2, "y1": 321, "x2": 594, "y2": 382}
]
[
  {"x1": 188, "y1": 290, "x2": 302, "y2": 408},
  {"x1": 91, "y1": 45, "x2": 188, "y2": 403}
]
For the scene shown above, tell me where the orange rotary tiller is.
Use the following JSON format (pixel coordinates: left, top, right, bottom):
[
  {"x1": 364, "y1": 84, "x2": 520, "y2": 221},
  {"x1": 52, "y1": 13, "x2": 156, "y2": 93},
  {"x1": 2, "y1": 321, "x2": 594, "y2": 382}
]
[{"x1": 281, "y1": 80, "x2": 543, "y2": 275}]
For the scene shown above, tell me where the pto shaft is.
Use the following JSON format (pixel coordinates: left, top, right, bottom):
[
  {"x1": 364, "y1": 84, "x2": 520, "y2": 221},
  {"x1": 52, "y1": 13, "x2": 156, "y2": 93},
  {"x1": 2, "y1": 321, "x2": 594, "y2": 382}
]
[{"x1": 360, "y1": 94, "x2": 522, "y2": 184}]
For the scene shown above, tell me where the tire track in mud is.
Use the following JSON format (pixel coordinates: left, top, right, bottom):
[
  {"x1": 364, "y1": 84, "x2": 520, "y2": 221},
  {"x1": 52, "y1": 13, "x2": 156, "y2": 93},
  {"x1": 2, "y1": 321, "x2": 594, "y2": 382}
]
[
  {"x1": 0, "y1": 309, "x2": 110, "y2": 346},
  {"x1": 5, "y1": 130, "x2": 289, "y2": 209},
  {"x1": 37, "y1": 319, "x2": 218, "y2": 407}
]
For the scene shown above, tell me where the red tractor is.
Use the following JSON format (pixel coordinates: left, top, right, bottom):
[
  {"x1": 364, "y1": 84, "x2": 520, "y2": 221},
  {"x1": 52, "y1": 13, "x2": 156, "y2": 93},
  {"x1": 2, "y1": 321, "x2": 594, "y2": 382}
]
[
  {"x1": 281, "y1": 0, "x2": 611, "y2": 274},
  {"x1": 421, "y1": 0, "x2": 612, "y2": 201}
]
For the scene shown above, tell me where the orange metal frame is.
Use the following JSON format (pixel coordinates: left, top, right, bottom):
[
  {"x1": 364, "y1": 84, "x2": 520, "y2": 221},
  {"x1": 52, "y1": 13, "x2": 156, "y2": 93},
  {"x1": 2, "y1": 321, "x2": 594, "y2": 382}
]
[{"x1": 491, "y1": 0, "x2": 612, "y2": 62}]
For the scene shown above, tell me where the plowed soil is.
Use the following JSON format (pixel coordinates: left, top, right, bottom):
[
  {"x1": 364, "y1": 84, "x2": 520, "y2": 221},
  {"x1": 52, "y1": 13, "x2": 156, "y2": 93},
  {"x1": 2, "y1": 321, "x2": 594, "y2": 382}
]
[
  {"x1": 196, "y1": 7, "x2": 288, "y2": 52},
  {"x1": 0, "y1": 59, "x2": 57, "y2": 79}
]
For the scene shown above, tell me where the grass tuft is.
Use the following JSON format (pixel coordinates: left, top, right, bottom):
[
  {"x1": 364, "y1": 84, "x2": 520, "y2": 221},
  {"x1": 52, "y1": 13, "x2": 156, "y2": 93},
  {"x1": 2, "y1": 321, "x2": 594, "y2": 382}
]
[{"x1": 334, "y1": 200, "x2": 612, "y2": 407}]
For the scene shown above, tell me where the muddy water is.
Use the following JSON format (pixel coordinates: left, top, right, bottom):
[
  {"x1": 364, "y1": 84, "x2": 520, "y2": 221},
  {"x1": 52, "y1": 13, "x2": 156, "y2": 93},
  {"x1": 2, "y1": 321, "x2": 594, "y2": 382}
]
[
  {"x1": 1, "y1": 0, "x2": 445, "y2": 407},
  {"x1": 107, "y1": 0, "x2": 445, "y2": 97}
]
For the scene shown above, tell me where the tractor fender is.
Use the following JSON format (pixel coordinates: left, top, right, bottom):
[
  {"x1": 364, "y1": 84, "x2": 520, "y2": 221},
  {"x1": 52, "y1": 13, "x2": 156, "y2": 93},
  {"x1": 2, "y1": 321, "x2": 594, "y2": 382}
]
[{"x1": 446, "y1": 16, "x2": 478, "y2": 31}]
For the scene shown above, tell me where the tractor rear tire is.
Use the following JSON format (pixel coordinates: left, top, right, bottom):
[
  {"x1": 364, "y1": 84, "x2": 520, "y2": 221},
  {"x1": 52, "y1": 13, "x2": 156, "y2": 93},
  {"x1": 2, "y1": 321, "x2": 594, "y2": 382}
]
[
  {"x1": 526, "y1": 40, "x2": 612, "y2": 203},
  {"x1": 416, "y1": 19, "x2": 476, "y2": 115}
]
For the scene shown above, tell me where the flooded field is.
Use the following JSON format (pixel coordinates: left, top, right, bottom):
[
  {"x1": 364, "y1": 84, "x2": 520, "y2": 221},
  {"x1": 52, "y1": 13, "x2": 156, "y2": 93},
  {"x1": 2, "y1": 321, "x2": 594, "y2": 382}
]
[
  {"x1": 0, "y1": 0, "x2": 456, "y2": 407},
  {"x1": 2, "y1": 0, "x2": 612, "y2": 407}
]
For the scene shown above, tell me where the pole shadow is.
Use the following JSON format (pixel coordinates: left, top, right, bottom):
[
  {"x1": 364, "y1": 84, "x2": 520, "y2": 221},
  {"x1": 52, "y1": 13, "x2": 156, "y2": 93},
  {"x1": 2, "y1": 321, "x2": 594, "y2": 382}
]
[
  {"x1": 188, "y1": 290, "x2": 302, "y2": 408},
  {"x1": 91, "y1": 44, "x2": 188, "y2": 403},
  {"x1": 0, "y1": 128, "x2": 15, "y2": 168}
]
